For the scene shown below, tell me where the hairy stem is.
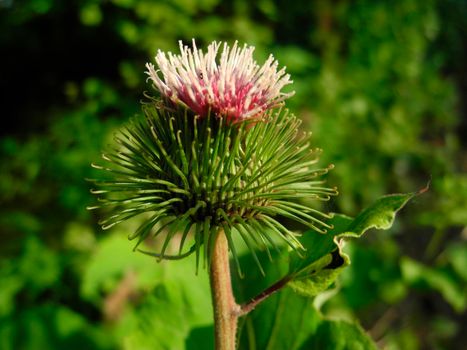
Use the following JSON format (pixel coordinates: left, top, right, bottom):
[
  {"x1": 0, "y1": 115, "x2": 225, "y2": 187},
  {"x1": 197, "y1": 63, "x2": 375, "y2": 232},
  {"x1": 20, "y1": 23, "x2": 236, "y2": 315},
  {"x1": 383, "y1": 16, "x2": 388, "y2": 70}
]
[
  {"x1": 239, "y1": 275, "x2": 291, "y2": 316},
  {"x1": 210, "y1": 230, "x2": 241, "y2": 350}
]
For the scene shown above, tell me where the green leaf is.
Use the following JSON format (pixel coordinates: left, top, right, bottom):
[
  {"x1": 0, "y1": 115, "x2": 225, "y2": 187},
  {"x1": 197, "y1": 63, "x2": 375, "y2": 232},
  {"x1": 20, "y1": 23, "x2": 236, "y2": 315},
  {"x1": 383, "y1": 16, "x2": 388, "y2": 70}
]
[
  {"x1": 345, "y1": 192, "x2": 421, "y2": 235},
  {"x1": 120, "y1": 279, "x2": 213, "y2": 350},
  {"x1": 239, "y1": 287, "x2": 376, "y2": 350},
  {"x1": 81, "y1": 232, "x2": 162, "y2": 303},
  {"x1": 288, "y1": 214, "x2": 352, "y2": 297},
  {"x1": 238, "y1": 287, "x2": 319, "y2": 350},
  {"x1": 401, "y1": 256, "x2": 466, "y2": 313},
  {"x1": 288, "y1": 190, "x2": 423, "y2": 298},
  {"x1": 81, "y1": 231, "x2": 213, "y2": 349},
  {"x1": 445, "y1": 242, "x2": 467, "y2": 282},
  {"x1": 301, "y1": 317, "x2": 378, "y2": 350}
]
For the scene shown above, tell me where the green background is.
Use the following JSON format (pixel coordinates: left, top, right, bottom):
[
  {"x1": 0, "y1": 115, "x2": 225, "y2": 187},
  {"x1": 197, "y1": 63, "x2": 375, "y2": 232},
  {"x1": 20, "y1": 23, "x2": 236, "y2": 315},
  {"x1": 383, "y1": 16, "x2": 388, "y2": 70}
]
[{"x1": 1, "y1": 0, "x2": 466, "y2": 349}]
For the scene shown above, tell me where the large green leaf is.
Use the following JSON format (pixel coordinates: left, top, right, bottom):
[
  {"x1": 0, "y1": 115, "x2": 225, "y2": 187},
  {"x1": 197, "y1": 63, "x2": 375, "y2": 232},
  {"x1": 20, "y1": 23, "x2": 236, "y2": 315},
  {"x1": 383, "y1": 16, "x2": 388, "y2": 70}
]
[
  {"x1": 238, "y1": 287, "x2": 377, "y2": 350},
  {"x1": 237, "y1": 191, "x2": 422, "y2": 349},
  {"x1": 81, "y1": 231, "x2": 213, "y2": 350},
  {"x1": 289, "y1": 190, "x2": 423, "y2": 298}
]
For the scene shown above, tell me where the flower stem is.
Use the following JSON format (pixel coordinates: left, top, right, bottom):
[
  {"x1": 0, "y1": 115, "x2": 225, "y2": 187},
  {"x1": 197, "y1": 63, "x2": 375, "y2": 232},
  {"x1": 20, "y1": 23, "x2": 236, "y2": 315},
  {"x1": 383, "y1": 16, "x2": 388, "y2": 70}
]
[
  {"x1": 239, "y1": 275, "x2": 291, "y2": 316},
  {"x1": 210, "y1": 230, "x2": 241, "y2": 350}
]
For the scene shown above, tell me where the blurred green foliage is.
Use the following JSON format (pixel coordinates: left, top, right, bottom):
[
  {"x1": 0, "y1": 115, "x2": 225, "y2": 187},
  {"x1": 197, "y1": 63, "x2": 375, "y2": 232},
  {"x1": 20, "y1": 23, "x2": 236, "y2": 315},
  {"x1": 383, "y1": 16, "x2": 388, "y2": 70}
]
[{"x1": 0, "y1": 0, "x2": 466, "y2": 349}]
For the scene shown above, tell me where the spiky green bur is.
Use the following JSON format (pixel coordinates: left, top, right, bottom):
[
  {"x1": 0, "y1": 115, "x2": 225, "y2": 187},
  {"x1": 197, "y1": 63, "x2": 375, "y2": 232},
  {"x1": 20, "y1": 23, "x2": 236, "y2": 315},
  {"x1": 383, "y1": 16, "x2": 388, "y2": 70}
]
[{"x1": 89, "y1": 102, "x2": 337, "y2": 273}]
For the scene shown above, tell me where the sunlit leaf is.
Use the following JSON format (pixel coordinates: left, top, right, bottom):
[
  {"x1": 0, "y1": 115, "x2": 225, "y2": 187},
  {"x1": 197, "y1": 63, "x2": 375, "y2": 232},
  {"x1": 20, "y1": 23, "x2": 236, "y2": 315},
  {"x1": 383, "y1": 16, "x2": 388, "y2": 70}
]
[
  {"x1": 81, "y1": 232, "x2": 213, "y2": 349},
  {"x1": 288, "y1": 190, "x2": 423, "y2": 298}
]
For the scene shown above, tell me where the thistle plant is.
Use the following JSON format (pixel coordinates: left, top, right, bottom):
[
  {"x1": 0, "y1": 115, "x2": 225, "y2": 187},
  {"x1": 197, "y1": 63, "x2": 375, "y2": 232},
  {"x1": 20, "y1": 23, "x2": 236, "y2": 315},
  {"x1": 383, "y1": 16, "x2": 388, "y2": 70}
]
[
  {"x1": 89, "y1": 40, "x2": 416, "y2": 350},
  {"x1": 90, "y1": 40, "x2": 337, "y2": 270}
]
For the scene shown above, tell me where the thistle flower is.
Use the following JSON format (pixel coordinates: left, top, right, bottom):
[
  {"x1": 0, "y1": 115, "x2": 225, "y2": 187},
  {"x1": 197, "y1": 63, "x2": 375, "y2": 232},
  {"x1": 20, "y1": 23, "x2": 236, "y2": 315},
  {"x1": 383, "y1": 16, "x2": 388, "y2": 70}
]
[
  {"x1": 145, "y1": 40, "x2": 294, "y2": 121},
  {"x1": 89, "y1": 41, "x2": 337, "y2": 275}
]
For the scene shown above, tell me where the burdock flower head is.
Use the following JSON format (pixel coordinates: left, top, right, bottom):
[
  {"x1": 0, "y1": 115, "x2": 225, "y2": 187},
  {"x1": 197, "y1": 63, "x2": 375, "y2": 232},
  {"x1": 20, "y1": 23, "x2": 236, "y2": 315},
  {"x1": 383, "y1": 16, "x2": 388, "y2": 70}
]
[
  {"x1": 145, "y1": 40, "x2": 294, "y2": 121},
  {"x1": 89, "y1": 40, "x2": 337, "y2": 274}
]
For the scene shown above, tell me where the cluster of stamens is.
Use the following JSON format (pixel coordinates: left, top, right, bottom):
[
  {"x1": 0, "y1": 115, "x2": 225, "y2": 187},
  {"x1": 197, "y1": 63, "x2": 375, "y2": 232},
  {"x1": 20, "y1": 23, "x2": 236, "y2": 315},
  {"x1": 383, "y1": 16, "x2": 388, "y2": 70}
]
[{"x1": 146, "y1": 40, "x2": 294, "y2": 121}]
